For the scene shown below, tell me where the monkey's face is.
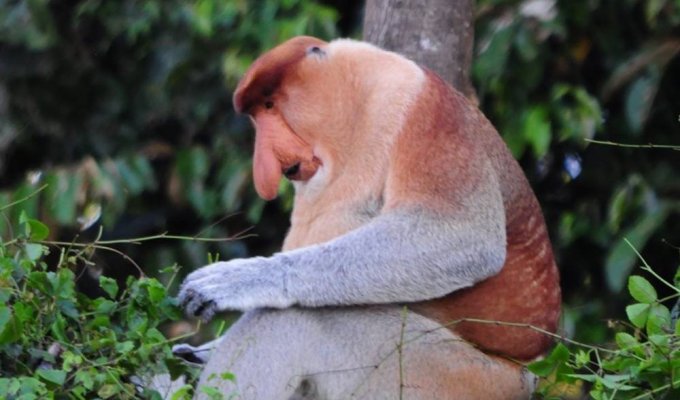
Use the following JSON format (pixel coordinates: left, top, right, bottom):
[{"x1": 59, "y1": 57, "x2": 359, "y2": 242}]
[{"x1": 234, "y1": 37, "x2": 421, "y2": 200}]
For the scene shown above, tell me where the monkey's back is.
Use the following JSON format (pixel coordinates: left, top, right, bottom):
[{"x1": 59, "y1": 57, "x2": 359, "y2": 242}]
[{"x1": 412, "y1": 71, "x2": 561, "y2": 360}]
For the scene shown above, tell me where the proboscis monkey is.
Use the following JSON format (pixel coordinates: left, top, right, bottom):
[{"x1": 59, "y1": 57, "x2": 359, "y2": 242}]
[{"x1": 174, "y1": 36, "x2": 561, "y2": 399}]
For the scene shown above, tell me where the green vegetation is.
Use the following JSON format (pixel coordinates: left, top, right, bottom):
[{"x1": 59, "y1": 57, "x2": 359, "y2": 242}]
[
  {"x1": 0, "y1": 205, "x2": 195, "y2": 399},
  {"x1": 531, "y1": 263, "x2": 680, "y2": 399},
  {"x1": 474, "y1": 0, "x2": 680, "y2": 344}
]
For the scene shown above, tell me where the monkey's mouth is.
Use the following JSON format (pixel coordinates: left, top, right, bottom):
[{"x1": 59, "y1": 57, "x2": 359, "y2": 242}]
[
  {"x1": 282, "y1": 157, "x2": 321, "y2": 182},
  {"x1": 283, "y1": 163, "x2": 301, "y2": 179}
]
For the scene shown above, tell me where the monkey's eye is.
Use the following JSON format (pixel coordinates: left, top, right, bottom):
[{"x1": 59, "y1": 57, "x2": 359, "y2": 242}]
[
  {"x1": 307, "y1": 46, "x2": 325, "y2": 57},
  {"x1": 264, "y1": 100, "x2": 274, "y2": 109}
]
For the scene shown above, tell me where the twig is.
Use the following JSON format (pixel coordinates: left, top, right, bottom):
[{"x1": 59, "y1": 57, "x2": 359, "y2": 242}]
[
  {"x1": 45, "y1": 230, "x2": 255, "y2": 246},
  {"x1": 0, "y1": 184, "x2": 48, "y2": 212},
  {"x1": 585, "y1": 139, "x2": 680, "y2": 151},
  {"x1": 630, "y1": 378, "x2": 680, "y2": 400},
  {"x1": 624, "y1": 238, "x2": 680, "y2": 294},
  {"x1": 398, "y1": 306, "x2": 408, "y2": 400}
]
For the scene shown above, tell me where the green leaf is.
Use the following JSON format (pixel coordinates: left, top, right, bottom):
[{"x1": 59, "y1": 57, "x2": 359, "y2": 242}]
[
  {"x1": 628, "y1": 275, "x2": 657, "y2": 303},
  {"x1": 50, "y1": 314, "x2": 67, "y2": 342},
  {"x1": 9, "y1": 185, "x2": 40, "y2": 225},
  {"x1": 27, "y1": 218, "x2": 49, "y2": 241},
  {"x1": 94, "y1": 299, "x2": 117, "y2": 314},
  {"x1": 200, "y1": 386, "x2": 223, "y2": 398},
  {"x1": 115, "y1": 341, "x2": 135, "y2": 354},
  {"x1": 522, "y1": 106, "x2": 552, "y2": 158},
  {"x1": 0, "y1": 308, "x2": 22, "y2": 345},
  {"x1": 62, "y1": 351, "x2": 83, "y2": 371},
  {"x1": 75, "y1": 370, "x2": 94, "y2": 390},
  {"x1": 45, "y1": 170, "x2": 81, "y2": 225},
  {"x1": 473, "y1": 23, "x2": 514, "y2": 87},
  {"x1": 36, "y1": 369, "x2": 66, "y2": 385},
  {"x1": 170, "y1": 385, "x2": 194, "y2": 400},
  {"x1": 146, "y1": 280, "x2": 166, "y2": 302},
  {"x1": 527, "y1": 343, "x2": 570, "y2": 377},
  {"x1": 57, "y1": 299, "x2": 80, "y2": 319},
  {"x1": 23, "y1": 243, "x2": 44, "y2": 261},
  {"x1": 220, "y1": 372, "x2": 236, "y2": 382},
  {"x1": 97, "y1": 384, "x2": 120, "y2": 399},
  {"x1": 626, "y1": 303, "x2": 650, "y2": 328},
  {"x1": 99, "y1": 276, "x2": 119, "y2": 299},
  {"x1": 615, "y1": 332, "x2": 640, "y2": 351},
  {"x1": 116, "y1": 159, "x2": 145, "y2": 195},
  {"x1": 600, "y1": 374, "x2": 637, "y2": 391},
  {"x1": 648, "y1": 333, "x2": 669, "y2": 348},
  {"x1": 645, "y1": 0, "x2": 667, "y2": 25},
  {"x1": 605, "y1": 206, "x2": 670, "y2": 292},
  {"x1": 0, "y1": 306, "x2": 11, "y2": 339},
  {"x1": 625, "y1": 70, "x2": 660, "y2": 134},
  {"x1": 646, "y1": 303, "x2": 671, "y2": 335}
]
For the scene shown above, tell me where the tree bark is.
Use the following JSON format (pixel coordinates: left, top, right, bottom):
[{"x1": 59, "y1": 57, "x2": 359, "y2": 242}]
[{"x1": 363, "y1": 0, "x2": 476, "y2": 99}]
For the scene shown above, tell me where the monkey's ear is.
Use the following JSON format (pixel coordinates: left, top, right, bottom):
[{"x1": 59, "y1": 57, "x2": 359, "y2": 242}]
[{"x1": 233, "y1": 36, "x2": 327, "y2": 114}]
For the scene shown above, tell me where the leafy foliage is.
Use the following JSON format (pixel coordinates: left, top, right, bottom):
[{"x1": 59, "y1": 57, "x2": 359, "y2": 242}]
[
  {"x1": 531, "y1": 267, "x2": 680, "y2": 400},
  {"x1": 0, "y1": 210, "x2": 200, "y2": 399},
  {"x1": 0, "y1": 0, "x2": 338, "y2": 267},
  {"x1": 474, "y1": 0, "x2": 680, "y2": 343}
]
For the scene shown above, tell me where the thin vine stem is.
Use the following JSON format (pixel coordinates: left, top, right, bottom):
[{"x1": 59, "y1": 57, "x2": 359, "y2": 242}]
[
  {"x1": 624, "y1": 238, "x2": 680, "y2": 294},
  {"x1": 0, "y1": 184, "x2": 48, "y2": 212},
  {"x1": 586, "y1": 139, "x2": 680, "y2": 151}
]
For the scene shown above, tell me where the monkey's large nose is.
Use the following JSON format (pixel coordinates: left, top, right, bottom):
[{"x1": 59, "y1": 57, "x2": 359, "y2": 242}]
[{"x1": 283, "y1": 163, "x2": 301, "y2": 180}]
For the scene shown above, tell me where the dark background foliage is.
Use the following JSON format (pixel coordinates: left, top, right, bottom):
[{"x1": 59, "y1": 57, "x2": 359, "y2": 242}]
[{"x1": 0, "y1": 0, "x2": 678, "y2": 346}]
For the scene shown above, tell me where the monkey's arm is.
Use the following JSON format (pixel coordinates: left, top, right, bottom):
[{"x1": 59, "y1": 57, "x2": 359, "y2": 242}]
[{"x1": 179, "y1": 160, "x2": 506, "y2": 320}]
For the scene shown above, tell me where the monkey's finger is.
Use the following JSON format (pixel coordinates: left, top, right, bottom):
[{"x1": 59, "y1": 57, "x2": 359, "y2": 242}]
[
  {"x1": 186, "y1": 296, "x2": 216, "y2": 320},
  {"x1": 177, "y1": 287, "x2": 196, "y2": 310}
]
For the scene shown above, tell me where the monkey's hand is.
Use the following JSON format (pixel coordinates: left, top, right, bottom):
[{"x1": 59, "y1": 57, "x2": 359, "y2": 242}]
[{"x1": 178, "y1": 257, "x2": 293, "y2": 321}]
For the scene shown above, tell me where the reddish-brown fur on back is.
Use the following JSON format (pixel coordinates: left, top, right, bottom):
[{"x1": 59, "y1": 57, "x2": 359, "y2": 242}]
[{"x1": 406, "y1": 71, "x2": 561, "y2": 360}]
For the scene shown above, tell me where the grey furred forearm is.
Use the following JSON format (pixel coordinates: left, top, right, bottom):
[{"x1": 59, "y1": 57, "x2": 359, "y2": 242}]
[
  {"x1": 276, "y1": 208, "x2": 506, "y2": 307},
  {"x1": 178, "y1": 168, "x2": 508, "y2": 316}
]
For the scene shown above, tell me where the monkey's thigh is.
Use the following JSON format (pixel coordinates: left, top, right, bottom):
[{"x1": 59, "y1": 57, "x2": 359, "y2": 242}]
[{"x1": 197, "y1": 306, "x2": 534, "y2": 400}]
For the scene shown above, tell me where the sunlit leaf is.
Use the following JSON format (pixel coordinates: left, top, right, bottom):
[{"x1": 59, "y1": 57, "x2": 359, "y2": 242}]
[
  {"x1": 625, "y1": 70, "x2": 660, "y2": 135},
  {"x1": 97, "y1": 384, "x2": 119, "y2": 399},
  {"x1": 646, "y1": 303, "x2": 671, "y2": 335},
  {"x1": 36, "y1": 370, "x2": 66, "y2": 386},
  {"x1": 528, "y1": 342, "x2": 570, "y2": 377},
  {"x1": 99, "y1": 276, "x2": 119, "y2": 299},
  {"x1": 626, "y1": 303, "x2": 650, "y2": 328},
  {"x1": 628, "y1": 275, "x2": 657, "y2": 303},
  {"x1": 522, "y1": 106, "x2": 552, "y2": 157},
  {"x1": 23, "y1": 243, "x2": 44, "y2": 261},
  {"x1": 605, "y1": 205, "x2": 670, "y2": 292},
  {"x1": 45, "y1": 170, "x2": 81, "y2": 225}
]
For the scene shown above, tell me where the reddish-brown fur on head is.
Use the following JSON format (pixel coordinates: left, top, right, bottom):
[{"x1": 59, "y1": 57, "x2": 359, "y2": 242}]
[
  {"x1": 233, "y1": 36, "x2": 327, "y2": 200},
  {"x1": 234, "y1": 36, "x2": 326, "y2": 114}
]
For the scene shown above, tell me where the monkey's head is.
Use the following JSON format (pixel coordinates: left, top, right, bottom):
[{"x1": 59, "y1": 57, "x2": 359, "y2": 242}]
[{"x1": 234, "y1": 36, "x2": 425, "y2": 200}]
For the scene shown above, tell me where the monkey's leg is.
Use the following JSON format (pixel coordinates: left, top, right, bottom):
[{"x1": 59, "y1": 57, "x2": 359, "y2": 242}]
[{"x1": 196, "y1": 306, "x2": 534, "y2": 400}]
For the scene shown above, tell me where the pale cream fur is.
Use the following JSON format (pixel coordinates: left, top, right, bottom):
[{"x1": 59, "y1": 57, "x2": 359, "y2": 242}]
[{"x1": 283, "y1": 40, "x2": 426, "y2": 249}]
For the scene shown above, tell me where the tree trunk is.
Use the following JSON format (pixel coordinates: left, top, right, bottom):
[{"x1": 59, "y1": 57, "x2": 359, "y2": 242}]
[{"x1": 363, "y1": 0, "x2": 476, "y2": 99}]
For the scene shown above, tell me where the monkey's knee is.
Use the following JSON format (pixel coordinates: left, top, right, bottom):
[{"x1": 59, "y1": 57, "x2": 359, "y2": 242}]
[{"x1": 288, "y1": 377, "x2": 319, "y2": 400}]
